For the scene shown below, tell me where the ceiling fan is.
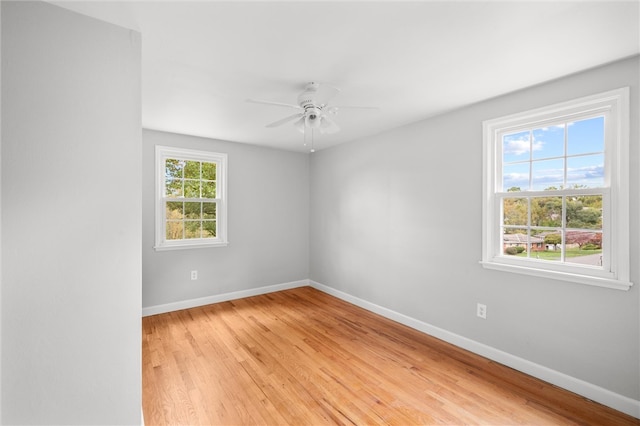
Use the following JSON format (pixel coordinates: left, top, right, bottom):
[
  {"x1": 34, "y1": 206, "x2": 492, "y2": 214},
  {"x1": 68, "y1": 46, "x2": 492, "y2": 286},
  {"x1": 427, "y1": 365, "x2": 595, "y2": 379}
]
[{"x1": 246, "y1": 82, "x2": 378, "y2": 134}]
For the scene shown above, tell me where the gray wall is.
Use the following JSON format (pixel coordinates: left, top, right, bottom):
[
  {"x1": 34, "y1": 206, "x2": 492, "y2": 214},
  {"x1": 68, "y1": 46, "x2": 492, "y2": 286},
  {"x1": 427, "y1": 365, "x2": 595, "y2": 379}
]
[
  {"x1": 1, "y1": 2, "x2": 142, "y2": 424},
  {"x1": 309, "y1": 56, "x2": 640, "y2": 400},
  {"x1": 142, "y1": 130, "x2": 309, "y2": 308},
  {"x1": 0, "y1": 1, "x2": 3, "y2": 421}
]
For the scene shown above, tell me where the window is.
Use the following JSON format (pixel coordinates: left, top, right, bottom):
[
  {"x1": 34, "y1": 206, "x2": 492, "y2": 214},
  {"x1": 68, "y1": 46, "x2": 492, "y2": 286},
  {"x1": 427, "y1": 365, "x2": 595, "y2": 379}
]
[
  {"x1": 481, "y1": 88, "x2": 631, "y2": 290},
  {"x1": 155, "y1": 146, "x2": 228, "y2": 250}
]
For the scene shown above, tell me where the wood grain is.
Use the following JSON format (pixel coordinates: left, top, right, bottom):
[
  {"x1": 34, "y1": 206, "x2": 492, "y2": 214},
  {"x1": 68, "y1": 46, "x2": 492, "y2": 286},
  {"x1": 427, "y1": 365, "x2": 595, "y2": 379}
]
[{"x1": 142, "y1": 286, "x2": 639, "y2": 425}]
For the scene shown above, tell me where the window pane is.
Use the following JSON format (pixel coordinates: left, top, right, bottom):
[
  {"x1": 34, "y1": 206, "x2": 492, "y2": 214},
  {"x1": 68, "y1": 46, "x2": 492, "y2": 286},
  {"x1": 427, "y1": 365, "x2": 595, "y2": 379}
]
[
  {"x1": 567, "y1": 116, "x2": 604, "y2": 156},
  {"x1": 184, "y1": 202, "x2": 201, "y2": 219},
  {"x1": 202, "y1": 181, "x2": 216, "y2": 198},
  {"x1": 502, "y1": 229, "x2": 529, "y2": 256},
  {"x1": 503, "y1": 131, "x2": 530, "y2": 163},
  {"x1": 203, "y1": 203, "x2": 216, "y2": 219},
  {"x1": 567, "y1": 154, "x2": 604, "y2": 188},
  {"x1": 202, "y1": 162, "x2": 216, "y2": 180},
  {"x1": 166, "y1": 201, "x2": 184, "y2": 219},
  {"x1": 184, "y1": 161, "x2": 200, "y2": 179},
  {"x1": 166, "y1": 221, "x2": 183, "y2": 240},
  {"x1": 540, "y1": 230, "x2": 562, "y2": 252},
  {"x1": 165, "y1": 159, "x2": 184, "y2": 179},
  {"x1": 184, "y1": 180, "x2": 200, "y2": 198},
  {"x1": 185, "y1": 221, "x2": 201, "y2": 239},
  {"x1": 565, "y1": 230, "x2": 602, "y2": 266},
  {"x1": 531, "y1": 158, "x2": 564, "y2": 190},
  {"x1": 503, "y1": 163, "x2": 529, "y2": 191},
  {"x1": 531, "y1": 196, "x2": 562, "y2": 227},
  {"x1": 566, "y1": 195, "x2": 602, "y2": 230},
  {"x1": 166, "y1": 178, "x2": 183, "y2": 197},
  {"x1": 503, "y1": 197, "x2": 528, "y2": 227},
  {"x1": 530, "y1": 229, "x2": 556, "y2": 261},
  {"x1": 532, "y1": 125, "x2": 564, "y2": 160},
  {"x1": 203, "y1": 220, "x2": 216, "y2": 238}
]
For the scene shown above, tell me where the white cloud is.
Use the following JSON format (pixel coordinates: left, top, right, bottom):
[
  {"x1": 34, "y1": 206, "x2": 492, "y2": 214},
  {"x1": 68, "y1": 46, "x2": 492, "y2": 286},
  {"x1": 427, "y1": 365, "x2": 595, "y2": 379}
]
[{"x1": 504, "y1": 137, "x2": 544, "y2": 156}]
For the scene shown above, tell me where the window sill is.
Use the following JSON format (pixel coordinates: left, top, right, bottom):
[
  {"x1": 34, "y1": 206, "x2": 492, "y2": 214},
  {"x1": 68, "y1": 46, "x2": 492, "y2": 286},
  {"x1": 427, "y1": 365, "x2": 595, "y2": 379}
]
[
  {"x1": 479, "y1": 261, "x2": 633, "y2": 291},
  {"x1": 155, "y1": 241, "x2": 229, "y2": 251}
]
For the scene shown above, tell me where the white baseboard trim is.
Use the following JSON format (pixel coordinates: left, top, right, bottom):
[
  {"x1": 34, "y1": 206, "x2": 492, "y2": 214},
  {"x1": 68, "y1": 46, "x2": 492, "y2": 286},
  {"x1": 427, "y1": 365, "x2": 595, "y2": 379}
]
[
  {"x1": 142, "y1": 279, "x2": 309, "y2": 317},
  {"x1": 309, "y1": 280, "x2": 640, "y2": 419}
]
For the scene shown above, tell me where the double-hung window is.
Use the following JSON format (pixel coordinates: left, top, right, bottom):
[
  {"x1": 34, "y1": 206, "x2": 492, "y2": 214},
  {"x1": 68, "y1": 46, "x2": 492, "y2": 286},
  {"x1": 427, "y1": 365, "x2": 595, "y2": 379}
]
[
  {"x1": 155, "y1": 146, "x2": 228, "y2": 250},
  {"x1": 481, "y1": 88, "x2": 631, "y2": 290}
]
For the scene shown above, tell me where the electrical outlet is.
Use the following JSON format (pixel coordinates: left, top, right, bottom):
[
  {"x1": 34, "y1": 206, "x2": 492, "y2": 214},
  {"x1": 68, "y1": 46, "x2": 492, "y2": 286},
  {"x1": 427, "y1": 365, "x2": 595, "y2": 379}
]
[
  {"x1": 190, "y1": 270, "x2": 198, "y2": 280},
  {"x1": 477, "y1": 303, "x2": 487, "y2": 319}
]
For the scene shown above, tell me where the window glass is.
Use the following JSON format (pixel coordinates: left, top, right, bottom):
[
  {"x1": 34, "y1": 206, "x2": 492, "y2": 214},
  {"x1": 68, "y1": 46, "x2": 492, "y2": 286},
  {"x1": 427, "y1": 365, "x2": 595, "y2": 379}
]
[
  {"x1": 568, "y1": 117, "x2": 604, "y2": 156},
  {"x1": 532, "y1": 125, "x2": 565, "y2": 160}
]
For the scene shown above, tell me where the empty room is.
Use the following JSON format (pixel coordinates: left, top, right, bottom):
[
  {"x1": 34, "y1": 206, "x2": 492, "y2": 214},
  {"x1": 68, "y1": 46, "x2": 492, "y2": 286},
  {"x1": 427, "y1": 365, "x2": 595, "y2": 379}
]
[{"x1": 1, "y1": 1, "x2": 639, "y2": 425}]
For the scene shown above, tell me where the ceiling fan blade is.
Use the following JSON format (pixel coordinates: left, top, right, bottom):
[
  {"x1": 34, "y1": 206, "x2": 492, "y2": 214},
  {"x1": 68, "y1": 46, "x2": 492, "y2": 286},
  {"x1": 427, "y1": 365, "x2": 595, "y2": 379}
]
[
  {"x1": 293, "y1": 116, "x2": 306, "y2": 133},
  {"x1": 319, "y1": 114, "x2": 340, "y2": 134},
  {"x1": 314, "y1": 84, "x2": 340, "y2": 106},
  {"x1": 246, "y1": 98, "x2": 301, "y2": 109},
  {"x1": 266, "y1": 113, "x2": 303, "y2": 128},
  {"x1": 331, "y1": 105, "x2": 380, "y2": 110}
]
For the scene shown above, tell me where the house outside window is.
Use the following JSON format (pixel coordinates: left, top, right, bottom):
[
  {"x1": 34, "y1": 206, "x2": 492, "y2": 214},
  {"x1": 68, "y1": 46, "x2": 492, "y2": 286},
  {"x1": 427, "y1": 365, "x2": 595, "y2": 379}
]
[
  {"x1": 481, "y1": 88, "x2": 631, "y2": 290},
  {"x1": 155, "y1": 146, "x2": 228, "y2": 250}
]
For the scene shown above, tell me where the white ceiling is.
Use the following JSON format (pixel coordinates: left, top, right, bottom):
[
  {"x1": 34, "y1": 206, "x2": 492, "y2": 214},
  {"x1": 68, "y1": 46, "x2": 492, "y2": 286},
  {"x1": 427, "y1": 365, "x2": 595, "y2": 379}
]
[{"x1": 50, "y1": 1, "x2": 639, "y2": 153}]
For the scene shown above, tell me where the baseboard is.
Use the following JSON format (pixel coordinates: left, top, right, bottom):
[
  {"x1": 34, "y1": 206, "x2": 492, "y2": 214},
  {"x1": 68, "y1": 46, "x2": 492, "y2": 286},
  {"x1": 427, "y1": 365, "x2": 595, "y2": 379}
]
[
  {"x1": 309, "y1": 280, "x2": 640, "y2": 419},
  {"x1": 141, "y1": 279, "x2": 309, "y2": 317}
]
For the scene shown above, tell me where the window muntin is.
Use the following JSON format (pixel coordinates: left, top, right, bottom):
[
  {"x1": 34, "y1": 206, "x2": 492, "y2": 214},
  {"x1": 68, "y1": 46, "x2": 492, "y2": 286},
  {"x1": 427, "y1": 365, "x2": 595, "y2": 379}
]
[
  {"x1": 155, "y1": 146, "x2": 228, "y2": 250},
  {"x1": 482, "y1": 88, "x2": 631, "y2": 290}
]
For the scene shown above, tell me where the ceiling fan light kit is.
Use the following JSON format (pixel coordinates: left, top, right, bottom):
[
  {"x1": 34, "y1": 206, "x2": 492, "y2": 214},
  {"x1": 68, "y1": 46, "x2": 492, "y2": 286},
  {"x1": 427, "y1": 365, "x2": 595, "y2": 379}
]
[{"x1": 247, "y1": 82, "x2": 378, "y2": 151}]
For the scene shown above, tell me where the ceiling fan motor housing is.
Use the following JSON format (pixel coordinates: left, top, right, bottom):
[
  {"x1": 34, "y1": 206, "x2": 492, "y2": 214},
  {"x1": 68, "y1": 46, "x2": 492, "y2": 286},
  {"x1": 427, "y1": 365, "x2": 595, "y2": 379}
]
[
  {"x1": 298, "y1": 83, "x2": 323, "y2": 128},
  {"x1": 297, "y1": 92, "x2": 317, "y2": 108}
]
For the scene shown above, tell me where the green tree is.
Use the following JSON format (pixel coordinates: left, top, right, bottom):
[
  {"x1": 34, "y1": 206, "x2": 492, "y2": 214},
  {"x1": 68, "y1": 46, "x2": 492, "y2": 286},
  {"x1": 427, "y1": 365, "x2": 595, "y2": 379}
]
[
  {"x1": 544, "y1": 233, "x2": 562, "y2": 250},
  {"x1": 503, "y1": 197, "x2": 527, "y2": 227},
  {"x1": 531, "y1": 197, "x2": 562, "y2": 227},
  {"x1": 566, "y1": 197, "x2": 601, "y2": 229}
]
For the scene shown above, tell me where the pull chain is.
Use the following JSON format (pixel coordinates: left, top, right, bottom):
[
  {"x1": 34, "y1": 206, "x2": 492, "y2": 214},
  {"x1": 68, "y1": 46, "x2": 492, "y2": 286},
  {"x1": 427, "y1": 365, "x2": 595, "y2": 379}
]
[
  {"x1": 303, "y1": 125, "x2": 307, "y2": 148},
  {"x1": 310, "y1": 128, "x2": 315, "y2": 153}
]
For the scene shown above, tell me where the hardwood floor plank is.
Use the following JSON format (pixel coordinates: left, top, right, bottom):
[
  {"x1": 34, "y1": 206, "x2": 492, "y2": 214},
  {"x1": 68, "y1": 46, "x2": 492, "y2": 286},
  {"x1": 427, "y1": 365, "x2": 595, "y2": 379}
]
[{"x1": 142, "y1": 286, "x2": 639, "y2": 425}]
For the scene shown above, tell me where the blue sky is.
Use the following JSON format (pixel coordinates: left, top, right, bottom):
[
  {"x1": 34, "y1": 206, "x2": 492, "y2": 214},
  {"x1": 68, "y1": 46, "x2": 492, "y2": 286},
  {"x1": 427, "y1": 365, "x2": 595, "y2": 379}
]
[{"x1": 502, "y1": 116, "x2": 604, "y2": 191}]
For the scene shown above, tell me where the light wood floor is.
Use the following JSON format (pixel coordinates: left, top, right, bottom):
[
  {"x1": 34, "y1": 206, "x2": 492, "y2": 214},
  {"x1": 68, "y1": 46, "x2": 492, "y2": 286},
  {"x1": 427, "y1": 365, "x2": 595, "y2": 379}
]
[{"x1": 142, "y1": 286, "x2": 639, "y2": 425}]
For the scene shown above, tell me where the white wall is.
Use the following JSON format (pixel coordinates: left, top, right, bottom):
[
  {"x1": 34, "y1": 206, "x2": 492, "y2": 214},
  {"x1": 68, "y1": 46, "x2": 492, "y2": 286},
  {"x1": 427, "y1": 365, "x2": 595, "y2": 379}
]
[
  {"x1": 1, "y1": 2, "x2": 142, "y2": 424},
  {"x1": 142, "y1": 130, "x2": 309, "y2": 310},
  {"x1": 0, "y1": 2, "x2": 3, "y2": 421},
  {"x1": 310, "y1": 56, "x2": 639, "y2": 403}
]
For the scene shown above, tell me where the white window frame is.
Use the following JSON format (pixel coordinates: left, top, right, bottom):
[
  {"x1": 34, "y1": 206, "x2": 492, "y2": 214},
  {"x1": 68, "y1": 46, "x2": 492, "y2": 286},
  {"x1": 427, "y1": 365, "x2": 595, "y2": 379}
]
[
  {"x1": 155, "y1": 145, "x2": 228, "y2": 250},
  {"x1": 481, "y1": 88, "x2": 631, "y2": 291}
]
